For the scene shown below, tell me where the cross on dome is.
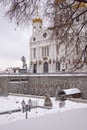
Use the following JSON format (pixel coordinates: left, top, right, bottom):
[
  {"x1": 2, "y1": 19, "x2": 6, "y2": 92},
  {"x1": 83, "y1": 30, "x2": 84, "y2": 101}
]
[{"x1": 32, "y1": 5, "x2": 43, "y2": 24}]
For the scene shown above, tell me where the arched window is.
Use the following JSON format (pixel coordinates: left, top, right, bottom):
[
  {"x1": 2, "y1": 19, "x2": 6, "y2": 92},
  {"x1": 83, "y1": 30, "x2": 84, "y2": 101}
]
[
  {"x1": 33, "y1": 64, "x2": 37, "y2": 73},
  {"x1": 44, "y1": 62, "x2": 48, "y2": 73},
  {"x1": 42, "y1": 46, "x2": 49, "y2": 57},
  {"x1": 33, "y1": 48, "x2": 36, "y2": 58},
  {"x1": 56, "y1": 61, "x2": 60, "y2": 71},
  {"x1": 56, "y1": 44, "x2": 59, "y2": 55}
]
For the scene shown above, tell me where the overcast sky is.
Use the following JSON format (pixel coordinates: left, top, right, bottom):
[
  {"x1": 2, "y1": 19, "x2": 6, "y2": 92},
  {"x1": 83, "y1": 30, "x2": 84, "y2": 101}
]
[{"x1": 0, "y1": 12, "x2": 32, "y2": 71}]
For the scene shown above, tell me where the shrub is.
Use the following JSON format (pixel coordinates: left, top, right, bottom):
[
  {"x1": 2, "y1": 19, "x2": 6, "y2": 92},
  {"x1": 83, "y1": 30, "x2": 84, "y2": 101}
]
[{"x1": 44, "y1": 94, "x2": 52, "y2": 107}]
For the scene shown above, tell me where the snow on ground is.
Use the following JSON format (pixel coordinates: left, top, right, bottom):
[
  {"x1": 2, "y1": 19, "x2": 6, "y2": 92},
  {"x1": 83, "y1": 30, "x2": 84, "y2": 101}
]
[
  {"x1": 0, "y1": 95, "x2": 87, "y2": 130},
  {"x1": 0, "y1": 108, "x2": 87, "y2": 130}
]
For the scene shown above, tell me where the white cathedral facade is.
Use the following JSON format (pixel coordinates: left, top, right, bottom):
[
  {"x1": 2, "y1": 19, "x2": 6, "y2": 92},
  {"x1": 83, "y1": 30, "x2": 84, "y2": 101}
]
[{"x1": 29, "y1": 13, "x2": 87, "y2": 74}]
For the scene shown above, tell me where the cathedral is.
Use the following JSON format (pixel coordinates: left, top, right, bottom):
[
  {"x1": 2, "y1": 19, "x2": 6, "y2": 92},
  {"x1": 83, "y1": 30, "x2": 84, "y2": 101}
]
[
  {"x1": 29, "y1": 4, "x2": 87, "y2": 74},
  {"x1": 29, "y1": 17, "x2": 66, "y2": 73}
]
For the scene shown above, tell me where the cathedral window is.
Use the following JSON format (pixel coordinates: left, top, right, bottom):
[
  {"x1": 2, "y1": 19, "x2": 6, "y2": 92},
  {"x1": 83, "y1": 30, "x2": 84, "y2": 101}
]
[
  {"x1": 47, "y1": 46, "x2": 49, "y2": 56},
  {"x1": 40, "y1": 26, "x2": 42, "y2": 30},
  {"x1": 43, "y1": 32, "x2": 47, "y2": 38},
  {"x1": 45, "y1": 46, "x2": 47, "y2": 56},
  {"x1": 56, "y1": 44, "x2": 59, "y2": 55},
  {"x1": 56, "y1": 61, "x2": 60, "y2": 71},
  {"x1": 42, "y1": 46, "x2": 49, "y2": 57},
  {"x1": 33, "y1": 48, "x2": 36, "y2": 58},
  {"x1": 66, "y1": 63, "x2": 67, "y2": 70},
  {"x1": 44, "y1": 62, "x2": 48, "y2": 73},
  {"x1": 65, "y1": 45, "x2": 67, "y2": 55},
  {"x1": 33, "y1": 26, "x2": 36, "y2": 33},
  {"x1": 33, "y1": 64, "x2": 37, "y2": 73},
  {"x1": 33, "y1": 37, "x2": 36, "y2": 41}
]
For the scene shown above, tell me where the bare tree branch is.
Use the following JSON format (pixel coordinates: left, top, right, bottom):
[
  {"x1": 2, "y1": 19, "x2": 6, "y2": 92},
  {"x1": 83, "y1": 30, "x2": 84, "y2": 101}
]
[{"x1": 0, "y1": 0, "x2": 87, "y2": 71}]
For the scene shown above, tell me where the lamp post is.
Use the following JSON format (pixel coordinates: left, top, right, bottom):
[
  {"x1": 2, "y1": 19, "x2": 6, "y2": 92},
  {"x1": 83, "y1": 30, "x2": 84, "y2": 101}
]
[
  {"x1": 21, "y1": 99, "x2": 32, "y2": 119},
  {"x1": 25, "y1": 104, "x2": 29, "y2": 119}
]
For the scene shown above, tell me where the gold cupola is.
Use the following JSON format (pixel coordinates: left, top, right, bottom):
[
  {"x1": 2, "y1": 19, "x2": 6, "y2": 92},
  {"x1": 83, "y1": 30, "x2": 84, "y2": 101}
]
[
  {"x1": 32, "y1": 5, "x2": 43, "y2": 33},
  {"x1": 72, "y1": 2, "x2": 87, "y2": 9},
  {"x1": 32, "y1": 18, "x2": 43, "y2": 24}
]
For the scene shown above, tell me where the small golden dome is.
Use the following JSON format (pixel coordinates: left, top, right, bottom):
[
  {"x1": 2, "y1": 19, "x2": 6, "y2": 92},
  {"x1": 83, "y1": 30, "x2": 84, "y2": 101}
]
[
  {"x1": 72, "y1": 2, "x2": 87, "y2": 9},
  {"x1": 32, "y1": 18, "x2": 43, "y2": 23}
]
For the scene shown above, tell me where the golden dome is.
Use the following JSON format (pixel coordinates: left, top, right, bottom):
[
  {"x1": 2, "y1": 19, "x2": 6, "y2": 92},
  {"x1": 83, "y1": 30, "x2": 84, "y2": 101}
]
[
  {"x1": 72, "y1": 2, "x2": 87, "y2": 9},
  {"x1": 32, "y1": 18, "x2": 43, "y2": 23}
]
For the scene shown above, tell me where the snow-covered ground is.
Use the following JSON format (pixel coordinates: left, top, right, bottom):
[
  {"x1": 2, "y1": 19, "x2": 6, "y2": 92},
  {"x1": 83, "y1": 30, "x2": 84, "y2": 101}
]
[{"x1": 0, "y1": 95, "x2": 87, "y2": 130}]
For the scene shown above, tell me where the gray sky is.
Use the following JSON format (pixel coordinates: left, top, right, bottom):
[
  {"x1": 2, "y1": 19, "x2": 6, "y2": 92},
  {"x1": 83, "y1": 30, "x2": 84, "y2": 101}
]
[{"x1": 0, "y1": 12, "x2": 32, "y2": 70}]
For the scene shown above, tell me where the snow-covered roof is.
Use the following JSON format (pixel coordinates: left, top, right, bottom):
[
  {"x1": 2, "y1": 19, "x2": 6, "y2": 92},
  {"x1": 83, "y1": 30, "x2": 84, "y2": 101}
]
[{"x1": 64, "y1": 88, "x2": 81, "y2": 95}]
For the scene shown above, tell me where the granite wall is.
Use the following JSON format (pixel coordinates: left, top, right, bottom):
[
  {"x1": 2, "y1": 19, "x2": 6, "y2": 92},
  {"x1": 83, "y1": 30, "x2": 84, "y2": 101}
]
[
  {"x1": 8, "y1": 75, "x2": 29, "y2": 94},
  {"x1": 0, "y1": 76, "x2": 9, "y2": 96},
  {"x1": 28, "y1": 75, "x2": 87, "y2": 98},
  {"x1": 0, "y1": 74, "x2": 87, "y2": 98}
]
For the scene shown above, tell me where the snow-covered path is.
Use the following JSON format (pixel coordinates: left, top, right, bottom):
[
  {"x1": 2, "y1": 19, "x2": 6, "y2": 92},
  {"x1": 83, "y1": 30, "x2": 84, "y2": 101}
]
[{"x1": 0, "y1": 107, "x2": 87, "y2": 130}]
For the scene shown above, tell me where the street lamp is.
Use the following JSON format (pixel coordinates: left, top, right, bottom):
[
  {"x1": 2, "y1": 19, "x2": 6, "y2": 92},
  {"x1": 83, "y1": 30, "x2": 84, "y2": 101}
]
[{"x1": 21, "y1": 99, "x2": 32, "y2": 119}]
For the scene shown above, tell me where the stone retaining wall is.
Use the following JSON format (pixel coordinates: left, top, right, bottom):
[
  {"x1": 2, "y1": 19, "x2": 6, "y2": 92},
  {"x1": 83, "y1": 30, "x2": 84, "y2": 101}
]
[
  {"x1": 0, "y1": 76, "x2": 9, "y2": 96},
  {"x1": 0, "y1": 74, "x2": 87, "y2": 98},
  {"x1": 8, "y1": 75, "x2": 29, "y2": 95},
  {"x1": 28, "y1": 75, "x2": 87, "y2": 98}
]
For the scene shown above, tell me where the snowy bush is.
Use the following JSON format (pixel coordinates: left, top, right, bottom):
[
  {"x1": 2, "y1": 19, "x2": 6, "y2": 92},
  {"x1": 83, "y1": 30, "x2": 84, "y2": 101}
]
[{"x1": 44, "y1": 94, "x2": 52, "y2": 107}]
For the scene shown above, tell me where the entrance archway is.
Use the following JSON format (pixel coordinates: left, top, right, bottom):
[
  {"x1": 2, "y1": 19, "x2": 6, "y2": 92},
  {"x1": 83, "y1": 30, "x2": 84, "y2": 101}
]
[
  {"x1": 44, "y1": 62, "x2": 48, "y2": 73},
  {"x1": 33, "y1": 64, "x2": 37, "y2": 73},
  {"x1": 56, "y1": 61, "x2": 60, "y2": 71}
]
